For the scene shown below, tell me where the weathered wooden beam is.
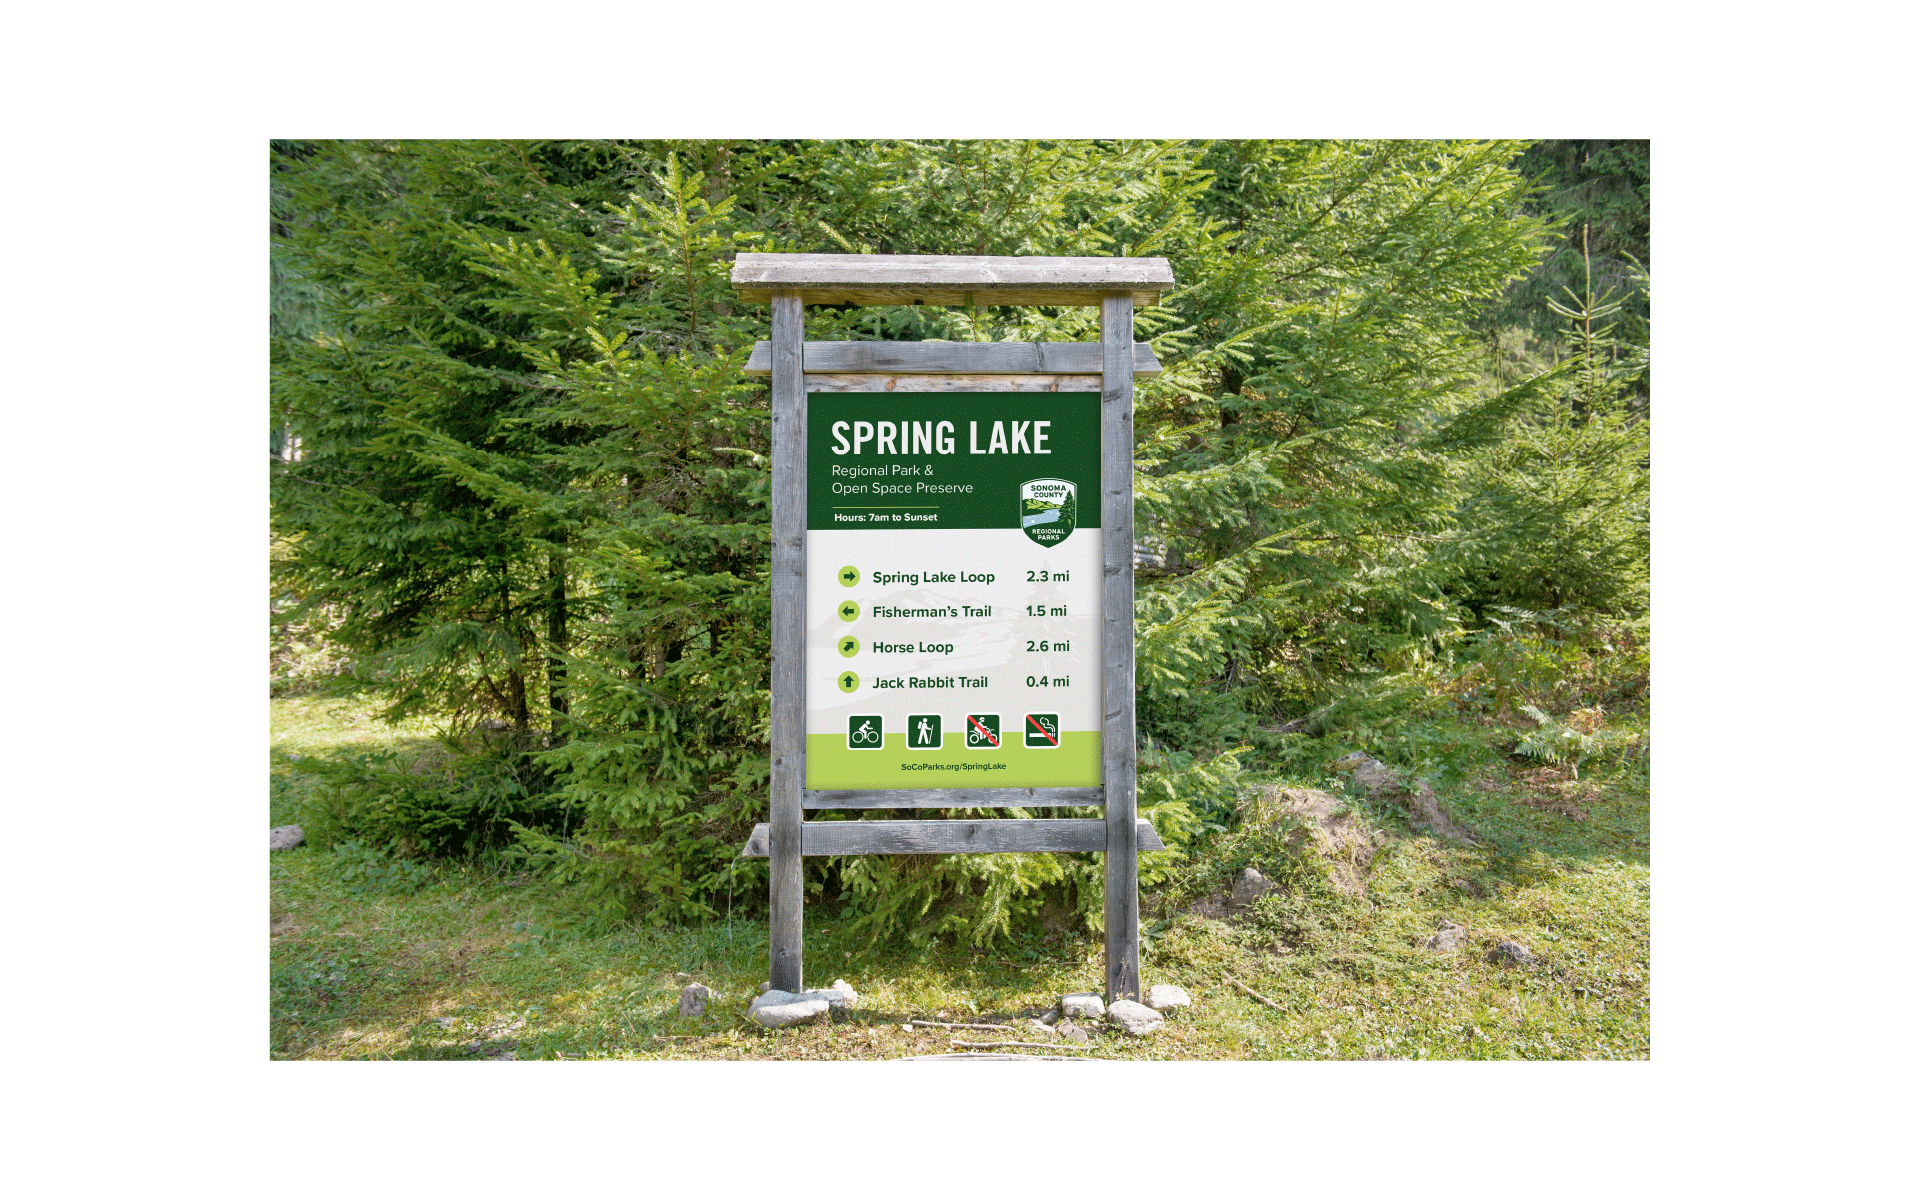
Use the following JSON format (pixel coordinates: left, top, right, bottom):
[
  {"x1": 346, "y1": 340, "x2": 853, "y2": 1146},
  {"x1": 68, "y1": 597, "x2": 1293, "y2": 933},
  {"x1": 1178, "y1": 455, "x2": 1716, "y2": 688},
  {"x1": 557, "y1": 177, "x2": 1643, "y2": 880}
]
[
  {"x1": 740, "y1": 818, "x2": 1164, "y2": 857},
  {"x1": 805, "y1": 787, "x2": 1105, "y2": 810},
  {"x1": 767, "y1": 291, "x2": 806, "y2": 994},
  {"x1": 799, "y1": 374, "x2": 1103, "y2": 393},
  {"x1": 1100, "y1": 293, "x2": 1141, "y2": 1006},
  {"x1": 730, "y1": 253, "x2": 1174, "y2": 308},
  {"x1": 739, "y1": 288, "x2": 1170, "y2": 307},
  {"x1": 744, "y1": 341, "x2": 1161, "y2": 377}
]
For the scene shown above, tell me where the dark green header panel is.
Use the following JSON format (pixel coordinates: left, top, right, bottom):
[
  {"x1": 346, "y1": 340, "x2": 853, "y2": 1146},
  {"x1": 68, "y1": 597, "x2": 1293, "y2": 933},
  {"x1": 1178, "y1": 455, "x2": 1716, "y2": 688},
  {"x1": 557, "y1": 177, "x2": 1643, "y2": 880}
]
[{"x1": 807, "y1": 393, "x2": 1101, "y2": 531}]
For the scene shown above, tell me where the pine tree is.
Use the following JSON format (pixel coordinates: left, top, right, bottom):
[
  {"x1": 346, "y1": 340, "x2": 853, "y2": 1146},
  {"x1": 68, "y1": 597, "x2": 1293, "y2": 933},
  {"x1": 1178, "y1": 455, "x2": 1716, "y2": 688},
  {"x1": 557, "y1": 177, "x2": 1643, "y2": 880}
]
[{"x1": 272, "y1": 139, "x2": 1645, "y2": 941}]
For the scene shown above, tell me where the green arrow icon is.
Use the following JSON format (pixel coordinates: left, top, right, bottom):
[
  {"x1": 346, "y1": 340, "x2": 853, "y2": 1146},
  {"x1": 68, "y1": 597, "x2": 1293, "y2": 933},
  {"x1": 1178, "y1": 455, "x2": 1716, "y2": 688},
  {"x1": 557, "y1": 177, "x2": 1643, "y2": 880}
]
[
  {"x1": 837, "y1": 671, "x2": 860, "y2": 693},
  {"x1": 838, "y1": 600, "x2": 861, "y2": 622},
  {"x1": 837, "y1": 565, "x2": 861, "y2": 588}
]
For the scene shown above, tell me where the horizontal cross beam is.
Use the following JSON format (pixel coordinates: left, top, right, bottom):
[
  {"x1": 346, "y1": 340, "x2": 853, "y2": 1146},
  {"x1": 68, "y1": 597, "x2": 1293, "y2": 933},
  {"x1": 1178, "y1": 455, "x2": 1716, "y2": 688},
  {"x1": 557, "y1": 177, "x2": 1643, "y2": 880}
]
[
  {"x1": 805, "y1": 787, "x2": 1105, "y2": 810},
  {"x1": 731, "y1": 253, "x2": 1174, "y2": 307},
  {"x1": 743, "y1": 341, "x2": 1161, "y2": 377},
  {"x1": 739, "y1": 818, "x2": 1164, "y2": 857}
]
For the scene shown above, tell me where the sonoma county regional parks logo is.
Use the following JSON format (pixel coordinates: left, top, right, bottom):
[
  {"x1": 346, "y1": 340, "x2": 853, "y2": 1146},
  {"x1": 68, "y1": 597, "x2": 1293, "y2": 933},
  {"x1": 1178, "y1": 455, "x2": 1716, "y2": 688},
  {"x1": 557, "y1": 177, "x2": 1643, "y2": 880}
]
[{"x1": 1019, "y1": 478, "x2": 1076, "y2": 546}]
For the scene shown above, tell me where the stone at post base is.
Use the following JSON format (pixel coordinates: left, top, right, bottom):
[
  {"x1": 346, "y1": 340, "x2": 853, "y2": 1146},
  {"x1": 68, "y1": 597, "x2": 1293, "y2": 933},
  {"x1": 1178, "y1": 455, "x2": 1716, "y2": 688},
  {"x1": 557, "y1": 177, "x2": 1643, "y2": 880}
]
[
  {"x1": 1060, "y1": 992, "x2": 1106, "y2": 1021},
  {"x1": 1106, "y1": 1000, "x2": 1165, "y2": 1035},
  {"x1": 1144, "y1": 984, "x2": 1191, "y2": 1012},
  {"x1": 746, "y1": 980, "x2": 860, "y2": 1028},
  {"x1": 679, "y1": 984, "x2": 713, "y2": 1017},
  {"x1": 748, "y1": 991, "x2": 831, "y2": 1028}
]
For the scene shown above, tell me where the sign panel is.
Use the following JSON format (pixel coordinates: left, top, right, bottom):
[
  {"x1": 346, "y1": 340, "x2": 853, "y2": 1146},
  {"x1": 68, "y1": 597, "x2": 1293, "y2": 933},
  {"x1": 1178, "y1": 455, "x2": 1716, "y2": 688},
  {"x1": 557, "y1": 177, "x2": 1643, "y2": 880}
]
[{"x1": 806, "y1": 393, "x2": 1103, "y2": 789}]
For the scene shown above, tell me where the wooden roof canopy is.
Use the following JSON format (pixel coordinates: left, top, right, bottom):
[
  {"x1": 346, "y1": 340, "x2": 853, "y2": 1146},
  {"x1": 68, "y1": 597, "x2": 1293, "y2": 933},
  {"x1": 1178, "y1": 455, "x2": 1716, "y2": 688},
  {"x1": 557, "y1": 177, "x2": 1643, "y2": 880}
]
[{"x1": 729, "y1": 253, "x2": 1175, "y2": 308}]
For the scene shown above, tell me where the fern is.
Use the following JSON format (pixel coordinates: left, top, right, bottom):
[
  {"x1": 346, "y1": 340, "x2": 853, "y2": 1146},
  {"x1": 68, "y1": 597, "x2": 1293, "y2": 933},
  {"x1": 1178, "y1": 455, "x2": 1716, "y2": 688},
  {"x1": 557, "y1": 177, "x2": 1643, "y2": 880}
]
[{"x1": 1514, "y1": 704, "x2": 1608, "y2": 773}]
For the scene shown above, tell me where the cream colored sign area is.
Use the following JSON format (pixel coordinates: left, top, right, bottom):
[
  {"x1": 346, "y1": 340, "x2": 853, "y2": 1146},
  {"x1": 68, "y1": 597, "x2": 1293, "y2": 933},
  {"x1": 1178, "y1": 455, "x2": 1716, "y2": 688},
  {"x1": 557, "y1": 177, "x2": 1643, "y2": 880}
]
[{"x1": 806, "y1": 526, "x2": 1102, "y2": 789}]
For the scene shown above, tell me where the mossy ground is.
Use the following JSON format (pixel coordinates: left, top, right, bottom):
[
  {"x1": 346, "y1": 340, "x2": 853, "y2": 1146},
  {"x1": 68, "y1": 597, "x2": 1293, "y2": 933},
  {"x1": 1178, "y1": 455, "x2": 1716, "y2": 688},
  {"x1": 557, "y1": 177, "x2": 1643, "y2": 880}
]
[{"x1": 271, "y1": 696, "x2": 1648, "y2": 1061}]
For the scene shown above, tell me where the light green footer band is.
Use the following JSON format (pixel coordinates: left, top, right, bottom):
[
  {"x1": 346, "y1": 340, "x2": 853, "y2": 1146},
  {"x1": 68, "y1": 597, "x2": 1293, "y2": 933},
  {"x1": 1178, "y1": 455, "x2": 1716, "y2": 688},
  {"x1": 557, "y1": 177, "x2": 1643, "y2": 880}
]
[{"x1": 806, "y1": 731, "x2": 1101, "y2": 790}]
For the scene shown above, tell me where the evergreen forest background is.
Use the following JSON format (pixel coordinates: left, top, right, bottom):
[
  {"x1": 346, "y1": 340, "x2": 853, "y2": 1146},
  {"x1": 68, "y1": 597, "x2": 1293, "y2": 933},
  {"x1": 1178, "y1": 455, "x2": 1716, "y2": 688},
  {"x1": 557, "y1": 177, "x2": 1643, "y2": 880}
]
[{"x1": 270, "y1": 139, "x2": 1650, "y2": 949}]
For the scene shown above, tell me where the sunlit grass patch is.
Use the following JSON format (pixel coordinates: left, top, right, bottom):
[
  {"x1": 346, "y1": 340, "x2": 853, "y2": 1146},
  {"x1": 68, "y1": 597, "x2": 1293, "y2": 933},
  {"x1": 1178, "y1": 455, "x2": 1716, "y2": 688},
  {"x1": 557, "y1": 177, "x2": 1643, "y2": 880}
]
[{"x1": 269, "y1": 696, "x2": 1648, "y2": 1061}]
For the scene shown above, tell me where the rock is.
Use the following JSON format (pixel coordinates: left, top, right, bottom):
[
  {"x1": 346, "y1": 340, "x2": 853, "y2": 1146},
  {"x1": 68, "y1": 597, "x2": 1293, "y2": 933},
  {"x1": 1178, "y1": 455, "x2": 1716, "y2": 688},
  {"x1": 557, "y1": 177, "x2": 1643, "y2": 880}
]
[
  {"x1": 1060, "y1": 992, "x2": 1106, "y2": 1020},
  {"x1": 1488, "y1": 941, "x2": 1535, "y2": 967},
  {"x1": 1332, "y1": 754, "x2": 1477, "y2": 844},
  {"x1": 1423, "y1": 918, "x2": 1467, "y2": 952},
  {"x1": 1058, "y1": 1023, "x2": 1090, "y2": 1043},
  {"x1": 1106, "y1": 1000, "x2": 1165, "y2": 1036},
  {"x1": 678, "y1": 983, "x2": 713, "y2": 1017},
  {"x1": 747, "y1": 981, "x2": 857, "y2": 1028},
  {"x1": 760, "y1": 981, "x2": 771, "y2": 993},
  {"x1": 1038, "y1": 1007, "x2": 1061, "y2": 1026},
  {"x1": 1144, "y1": 984, "x2": 1191, "y2": 1012},
  {"x1": 1230, "y1": 868, "x2": 1273, "y2": 905},
  {"x1": 269, "y1": 825, "x2": 304, "y2": 852},
  {"x1": 827, "y1": 979, "x2": 860, "y2": 1011},
  {"x1": 1026, "y1": 1019, "x2": 1057, "y2": 1038},
  {"x1": 477, "y1": 718, "x2": 513, "y2": 732},
  {"x1": 748, "y1": 990, "x2": 832, "y2": 1028}
]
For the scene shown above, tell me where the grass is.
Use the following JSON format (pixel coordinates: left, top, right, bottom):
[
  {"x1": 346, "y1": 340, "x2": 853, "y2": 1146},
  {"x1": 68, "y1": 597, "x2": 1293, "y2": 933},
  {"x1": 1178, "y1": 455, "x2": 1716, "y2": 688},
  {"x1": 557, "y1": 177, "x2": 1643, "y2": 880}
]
[{"x1": 269, "y1": 694, "x2": 1649, "y2": 1062}]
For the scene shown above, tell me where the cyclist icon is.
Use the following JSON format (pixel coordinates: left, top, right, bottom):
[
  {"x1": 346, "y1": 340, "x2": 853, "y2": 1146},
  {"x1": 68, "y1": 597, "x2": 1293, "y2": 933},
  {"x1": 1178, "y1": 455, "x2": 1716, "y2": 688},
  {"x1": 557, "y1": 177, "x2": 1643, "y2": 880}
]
[
  {"x1": 851, "y1": 721, "x2": 880, "y2": 745},
  {"x1": 847, "y1": 715, "x2": 882, "y2": 748}
]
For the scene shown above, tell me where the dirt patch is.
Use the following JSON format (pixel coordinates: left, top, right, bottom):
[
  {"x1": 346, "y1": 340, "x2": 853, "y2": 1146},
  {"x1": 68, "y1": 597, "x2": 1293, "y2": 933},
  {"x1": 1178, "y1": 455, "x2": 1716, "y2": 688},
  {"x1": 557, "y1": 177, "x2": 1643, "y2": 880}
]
[
  {"x1": 1513, "y1": 764, "x2": 1598, "y2": 820},
  {"x1": 1182, "y1": 786, "x2": 1389, "y2": 916},
  {"x1": 1184, "y1": 894, "x2": 1229, "y2": 920},
  {"x1": 1258, "y1": 787, "x2": 1384, "y2": 898}
]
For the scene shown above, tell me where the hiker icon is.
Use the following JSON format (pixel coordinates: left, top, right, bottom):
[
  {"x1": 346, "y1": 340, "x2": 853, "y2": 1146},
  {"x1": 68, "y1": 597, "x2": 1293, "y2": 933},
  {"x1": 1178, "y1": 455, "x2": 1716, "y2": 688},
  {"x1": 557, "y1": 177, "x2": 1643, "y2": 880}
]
[{"x1": 907, "y1": 714, "x2": 942, "y2": 749}]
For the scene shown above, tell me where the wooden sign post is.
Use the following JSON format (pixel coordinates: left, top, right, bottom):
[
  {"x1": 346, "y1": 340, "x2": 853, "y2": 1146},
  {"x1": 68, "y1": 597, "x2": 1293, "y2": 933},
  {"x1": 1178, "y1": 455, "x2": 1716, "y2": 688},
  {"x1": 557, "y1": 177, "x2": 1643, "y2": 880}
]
[{"x1": 732, "y1": 254, "x2": 1174, "y2": 1003}]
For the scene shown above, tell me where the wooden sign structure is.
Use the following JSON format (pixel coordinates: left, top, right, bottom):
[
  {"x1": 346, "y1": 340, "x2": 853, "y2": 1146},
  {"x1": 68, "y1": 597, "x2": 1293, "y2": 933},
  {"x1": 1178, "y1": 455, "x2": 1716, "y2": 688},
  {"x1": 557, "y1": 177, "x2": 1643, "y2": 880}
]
[{"x1": 733, "y1": 253, "x2": 1174, "y2": 1003}]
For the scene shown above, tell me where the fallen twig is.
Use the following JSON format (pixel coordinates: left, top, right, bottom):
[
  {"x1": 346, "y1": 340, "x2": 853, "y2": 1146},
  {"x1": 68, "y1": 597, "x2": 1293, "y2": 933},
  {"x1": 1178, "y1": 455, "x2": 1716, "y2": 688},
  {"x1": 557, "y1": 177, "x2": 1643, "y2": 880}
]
[
  {"x1": 1223, "y1": 973, "x2": 1284, "y2": 1010},
  {"x1": 906, "y1": 1019, "x2": 1014, "y2": 1031},
  {"x1": 895, "y1": 1053, "x2": 1091, "y2": 1061},
  {"x1": 950, "y1": 1040, "x2": 1088, "y2": 1051}
]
